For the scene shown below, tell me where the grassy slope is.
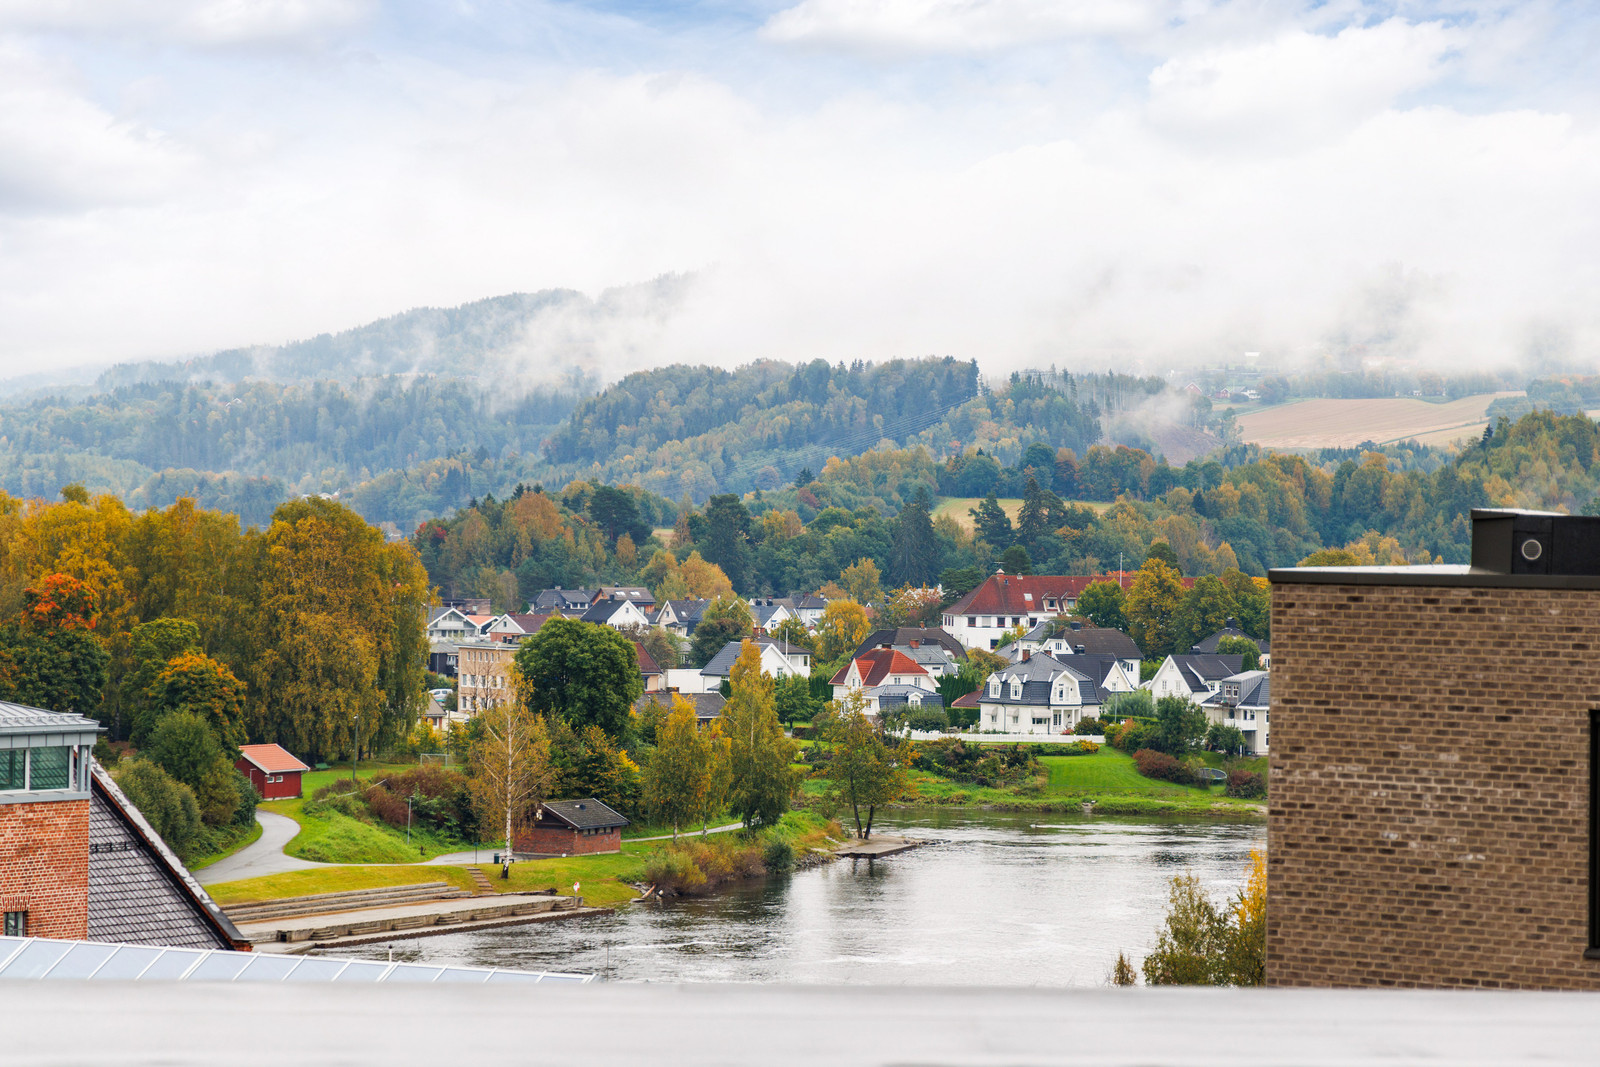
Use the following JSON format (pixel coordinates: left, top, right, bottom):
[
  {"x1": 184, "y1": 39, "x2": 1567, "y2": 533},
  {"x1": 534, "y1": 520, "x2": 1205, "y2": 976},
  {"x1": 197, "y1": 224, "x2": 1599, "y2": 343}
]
[
  {"x1": 188, "y1": 819, "x2": 264, "y2": 871},
  {"x1": 206, "y1": 845, "x2": 653, "y2": 908}
]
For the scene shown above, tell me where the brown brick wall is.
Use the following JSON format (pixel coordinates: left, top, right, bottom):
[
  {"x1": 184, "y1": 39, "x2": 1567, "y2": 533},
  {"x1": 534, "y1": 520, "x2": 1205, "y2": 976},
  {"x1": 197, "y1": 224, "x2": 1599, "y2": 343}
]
[
  {"x1": 0, "y1": 799, "x2": 90, "y2": 939},
  {"x1": 1268, "y1": 581, "x2": 1600, "y2": 989},
  {"x1": 513, "y1": 824, "x2": 622, "y2": 856}
]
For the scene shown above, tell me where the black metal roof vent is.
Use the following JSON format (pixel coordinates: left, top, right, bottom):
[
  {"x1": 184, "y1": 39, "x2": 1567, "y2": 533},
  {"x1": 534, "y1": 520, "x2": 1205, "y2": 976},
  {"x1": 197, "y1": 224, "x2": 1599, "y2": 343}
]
[{"x1": 1471, "y1": 508, "x2": 1600, "y2": 576}]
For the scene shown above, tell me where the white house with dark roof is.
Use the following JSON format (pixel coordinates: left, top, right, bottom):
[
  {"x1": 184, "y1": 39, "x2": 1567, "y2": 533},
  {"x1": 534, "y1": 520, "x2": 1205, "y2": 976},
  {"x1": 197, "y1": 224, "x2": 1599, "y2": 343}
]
[
  {"x1": 1199, "y1": 670, "x2": 1270, "y2": 754},
  {"x1": 700, "y1": 638, "x2": 811, "y2": 681},
  {"x1": 529, "y1": 587, "x2": 596, "y2": 614},
  {"x1": 1145, "y1": 653, "x2": 1245, "y2": 702},
  {"x1": 977, "y1": 652, "x2": 1104, "y2": 734},
  {"x1": 749, "y1": 599, "x2": 797, "y2": 634},
  {"x1": 1014, "y1": 620, "x2": 1140, "y2": 681},
  {"x1": 579, "y1": 597, "x2": 652, "y2": 632}
]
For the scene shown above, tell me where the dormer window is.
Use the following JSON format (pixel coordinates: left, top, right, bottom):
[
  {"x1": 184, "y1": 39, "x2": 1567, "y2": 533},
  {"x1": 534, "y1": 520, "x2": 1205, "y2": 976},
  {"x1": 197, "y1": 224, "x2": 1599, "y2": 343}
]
[
  {"x1": 989, "y1": 679, "x2": 1001, "y2": 697},
  {"x1": 1010, "y1": 679, "x2": 1023, "y2": 700}
]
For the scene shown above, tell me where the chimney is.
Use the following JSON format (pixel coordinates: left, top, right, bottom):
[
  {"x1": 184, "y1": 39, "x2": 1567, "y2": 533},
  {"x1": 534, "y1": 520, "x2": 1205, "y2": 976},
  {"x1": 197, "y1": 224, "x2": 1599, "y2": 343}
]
[
  {"x1": 1069, "y1": 620, "x2": 1082, "y2": 631},
  {"x1": 909, "y1": 639, "x2": 919, "y2": 649},
  {"x1": 1075, "y1": 644, "x2": 1086, "y2": 655},
  {"x1": 1021, "y1": 649, "x2": 1031, "y2": 662},
  {"x1": 1225, "y1": 616, "x2": 1239, "y2": 629},
  {"x1": 1469, "y1": 508, "x2": 1600, "y2": 575}
]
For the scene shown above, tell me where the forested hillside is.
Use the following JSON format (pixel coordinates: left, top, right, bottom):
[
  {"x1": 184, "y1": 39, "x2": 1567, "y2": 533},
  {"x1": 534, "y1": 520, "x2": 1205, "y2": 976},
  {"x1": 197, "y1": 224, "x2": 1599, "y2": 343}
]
[{"x1": 416, "y1": 411, "x2": 1600, "y2": 606}]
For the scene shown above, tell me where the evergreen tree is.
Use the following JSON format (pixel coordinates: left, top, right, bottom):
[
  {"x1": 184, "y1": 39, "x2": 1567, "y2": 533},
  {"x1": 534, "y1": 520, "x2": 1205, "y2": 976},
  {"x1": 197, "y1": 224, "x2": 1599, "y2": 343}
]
[
  {"x1": 701, "y1": 494, "x2": 753, "y2": 591},
  {"x1": 888, "y1": 486, "x2": 937, "y2": 586},
  {"x1": 1014, "y1": 476, "x2": 1051, "y2": 552},
  {"x1": 970, "y1": 491, "x2": 1014, "y2": 549}
]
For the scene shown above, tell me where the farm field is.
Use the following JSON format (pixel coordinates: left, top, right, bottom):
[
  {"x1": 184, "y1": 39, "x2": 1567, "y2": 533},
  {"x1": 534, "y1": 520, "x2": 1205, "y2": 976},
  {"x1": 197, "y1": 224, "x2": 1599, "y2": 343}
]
[
  {"x1": 1235, "y1": 393, "x2": 1521, "y2": 450},
  {"x1": 934, "y1": 497, "x2": 1113, "y2": 532}
]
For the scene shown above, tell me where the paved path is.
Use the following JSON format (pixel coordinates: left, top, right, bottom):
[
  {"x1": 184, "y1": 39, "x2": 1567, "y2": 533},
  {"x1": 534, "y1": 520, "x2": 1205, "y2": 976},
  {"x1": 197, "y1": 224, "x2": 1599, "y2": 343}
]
[
  {"x1": 196, "y1": 812, "x2": 320, "y2": 884},
  {"x1": 629, "y1": 822, "x2": 742, "y2": 842}
]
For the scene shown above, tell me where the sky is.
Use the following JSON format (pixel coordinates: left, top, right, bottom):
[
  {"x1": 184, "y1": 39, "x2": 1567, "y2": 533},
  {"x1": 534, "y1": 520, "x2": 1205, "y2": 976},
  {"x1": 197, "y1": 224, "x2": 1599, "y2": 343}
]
[{"x1": 0, "y1": 0, "x2": 1597, "y2": 380}]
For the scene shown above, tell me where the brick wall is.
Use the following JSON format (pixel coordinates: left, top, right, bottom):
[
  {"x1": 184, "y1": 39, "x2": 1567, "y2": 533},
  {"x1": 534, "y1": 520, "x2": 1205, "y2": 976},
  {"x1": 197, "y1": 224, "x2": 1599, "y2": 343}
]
[
  {"x1": 1269, "y1": 580, "x2": 1600, "y2": 989},
  {"x1": 514, "y1": 824, "x2": 622, "y2": 856},
  {"x1": 0, "y1": 799, "x2": 90, "y2": 939}
]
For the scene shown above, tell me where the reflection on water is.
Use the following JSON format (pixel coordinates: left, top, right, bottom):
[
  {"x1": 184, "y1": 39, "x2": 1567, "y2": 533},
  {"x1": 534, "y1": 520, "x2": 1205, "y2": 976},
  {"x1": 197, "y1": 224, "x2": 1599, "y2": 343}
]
[{"x1": 325, "y1": 810, "x2": 1265, "y2": 987}]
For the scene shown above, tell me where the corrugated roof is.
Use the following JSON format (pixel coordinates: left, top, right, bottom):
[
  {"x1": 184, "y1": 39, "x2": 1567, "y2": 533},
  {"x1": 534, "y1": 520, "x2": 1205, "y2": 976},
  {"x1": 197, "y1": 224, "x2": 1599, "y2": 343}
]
[
  {"x1": 0, "y1": 702, "x2": 102, "y2": 734},
  {"x1": 237, "y1": 744, "x2": 310, "y2": 774}
]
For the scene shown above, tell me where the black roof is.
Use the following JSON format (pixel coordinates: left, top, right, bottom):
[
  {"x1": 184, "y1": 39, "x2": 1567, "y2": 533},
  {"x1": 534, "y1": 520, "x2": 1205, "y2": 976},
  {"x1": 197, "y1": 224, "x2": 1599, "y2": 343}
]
[
  {"x1": 634, "y1": 691, "x2": 726, "y2": 720},
  {"x1": 1191, "y1": 619, "x2": 1270, "y2": 655},
  {"x1": 538, "y1": 799, "x2": 629, "y2": 831},
  {"x1": 854, "y1": 628, "x2": 966, "y2": 662},
  {"x1": 88, "y1": 764, "x2": 247, "y2": 950},
  {"x1": 700, "y1": 638, "x2": 810, "y2": 677}
]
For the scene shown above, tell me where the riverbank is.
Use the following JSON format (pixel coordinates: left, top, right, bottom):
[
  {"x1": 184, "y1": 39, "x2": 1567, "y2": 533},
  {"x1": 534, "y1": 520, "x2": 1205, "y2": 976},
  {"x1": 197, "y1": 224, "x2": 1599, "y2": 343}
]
[{"x1": 801, "y1": 745, "x2": 1267, "y2": 818}]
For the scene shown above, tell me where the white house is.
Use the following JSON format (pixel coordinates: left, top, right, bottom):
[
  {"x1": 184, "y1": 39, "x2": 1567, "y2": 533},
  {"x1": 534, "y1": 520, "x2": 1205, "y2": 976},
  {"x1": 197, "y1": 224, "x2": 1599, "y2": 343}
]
[
  {"x1": 579, "y1": 597, "x2": 653, "y2": 632},
  {"x1": 750, "y1": 599, "x2": 797, "y2": 634},
  {"x1": 427, "y1": 607, "x2": 478, "y2": 642},
  {"x1": 942, "y1": 573, "x2": 1140, "y2": 651},
  {"x1": 829, "y1": 649, "x2": 936, "y2": 704},
  {"x1": 1014, "y1": 620, "x2": 1141, "y2": 682},
  {"x1": 700, "y1": 638, "x2": 812, "y2": 682},
  {"x1": 1145, "y1": 653, "x2": 1246, "y2": 702},
  {"x1": 1199, "y1": 670, "x2": 1270, "y2": 754},
  {"x1": 976, "y1": 651, "x2": 1103, "y2": 735}
]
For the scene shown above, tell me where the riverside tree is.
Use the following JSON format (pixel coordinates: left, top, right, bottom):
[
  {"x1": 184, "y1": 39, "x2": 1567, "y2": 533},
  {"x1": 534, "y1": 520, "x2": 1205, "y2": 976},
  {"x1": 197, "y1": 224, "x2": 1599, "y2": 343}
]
[
  {"x1": 1140, "y1": 850, "x2": 1265, "y2": 986},
  {"x1": 515, "y1": 617, "x2": 643, "y2": 739},
  {"x1": 816, "y1": 689, "x2": 912, "y2": 840},
  {"x1": 468, "y1": 701, "x2": 554, "y2": 856},
  {"x1": 722, "y1": 641, "x2": 800, "y2": 829},
  {"x1": 642, "y1": 696, "x2": 711, "y2": 841}
]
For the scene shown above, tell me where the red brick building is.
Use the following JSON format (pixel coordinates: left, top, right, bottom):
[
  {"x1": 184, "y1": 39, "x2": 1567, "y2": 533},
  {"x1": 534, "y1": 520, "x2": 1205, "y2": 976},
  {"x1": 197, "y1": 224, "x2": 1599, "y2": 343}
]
[
  {"x1": 2, "y1": 700, "x2": 248, "y2": 950},
  {"x1": 1268, "y1": 508, "x2": 1600, "y2": 989},
  {"x1": 235, "y1": 744, "x2": 310, "y2": 800},
  {"x1": 514, "y1": 799, "x2": 628, "y2": 856},
  {"x1": 1, "y1": 705, "x2": 100, "y2": 940}
]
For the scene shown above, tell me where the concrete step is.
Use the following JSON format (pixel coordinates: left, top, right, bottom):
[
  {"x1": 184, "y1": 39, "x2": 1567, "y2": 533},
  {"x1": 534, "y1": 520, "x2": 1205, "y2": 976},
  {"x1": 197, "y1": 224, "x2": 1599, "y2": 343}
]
[
  {"x1": 224, "y1": 882, "x2": 472, "y2": 924},
  {"x1": 241, "y1": 893, "x2": 583, "y2": 945}
]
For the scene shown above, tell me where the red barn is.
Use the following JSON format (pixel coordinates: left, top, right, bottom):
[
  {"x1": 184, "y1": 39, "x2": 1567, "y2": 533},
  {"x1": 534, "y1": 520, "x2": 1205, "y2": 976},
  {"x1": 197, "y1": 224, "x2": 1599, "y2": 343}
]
[
  {"x1": 235, "y1": 744, "x2": 310, "y2": 800},
  {"x1": 513, "y1": 799, "x2": 628, "y2": 856}
]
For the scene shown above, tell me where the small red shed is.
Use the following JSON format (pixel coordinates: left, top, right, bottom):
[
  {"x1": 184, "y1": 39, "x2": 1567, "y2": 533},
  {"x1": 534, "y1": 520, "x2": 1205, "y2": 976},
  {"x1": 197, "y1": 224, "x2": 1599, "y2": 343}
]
[
  {"x1": 235, "y1": 744, "x2": 310, "y2": 800},
  {"x1": 514, "y1": 799, "x2": 629, "y2": 856}
]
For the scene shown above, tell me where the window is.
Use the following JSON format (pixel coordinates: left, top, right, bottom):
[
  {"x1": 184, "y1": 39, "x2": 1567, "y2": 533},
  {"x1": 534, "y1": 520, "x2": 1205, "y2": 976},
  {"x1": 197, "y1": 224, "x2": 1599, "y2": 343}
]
[
  {"x1": 4, "y1": 911, "x2": 25, "y2": 937},
  {"x1": 0, "y1": 749, "x2": 23, "y2": 791},
  {"x1": 967, "y1": 617, "x2": 976, "y2": 627}
]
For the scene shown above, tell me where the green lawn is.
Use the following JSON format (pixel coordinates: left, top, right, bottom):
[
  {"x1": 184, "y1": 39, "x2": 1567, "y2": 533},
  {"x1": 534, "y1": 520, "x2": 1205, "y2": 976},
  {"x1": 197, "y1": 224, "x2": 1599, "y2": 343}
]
[
  {"x1": 206, "y1": 845, "x2": 655, "y2": 909},
  {"x1": 262, "y1": 795, "x2": 476, "y2": 864}
]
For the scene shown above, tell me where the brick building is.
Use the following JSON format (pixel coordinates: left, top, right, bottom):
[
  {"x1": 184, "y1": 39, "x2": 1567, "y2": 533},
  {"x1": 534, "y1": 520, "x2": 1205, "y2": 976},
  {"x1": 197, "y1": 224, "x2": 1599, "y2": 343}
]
[
  {"x1": 1268, "y1": 508, "x2": 1600, "y2": 989},
  {"x1": 1, "y1": 700, "x2": 245, "y2": 949},
  {"x1": 514, "y1": 799, "x2": 628, "y2": 856},
  {"x1": 1, "y1": 705, "x2": 99, "y2": 939}
]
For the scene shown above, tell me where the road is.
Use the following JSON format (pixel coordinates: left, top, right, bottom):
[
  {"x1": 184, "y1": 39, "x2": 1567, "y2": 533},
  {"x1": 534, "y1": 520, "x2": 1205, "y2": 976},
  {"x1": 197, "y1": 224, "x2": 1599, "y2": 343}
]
[{"x1": 194, "y1": 811, "x2": 320, "y2": 884}]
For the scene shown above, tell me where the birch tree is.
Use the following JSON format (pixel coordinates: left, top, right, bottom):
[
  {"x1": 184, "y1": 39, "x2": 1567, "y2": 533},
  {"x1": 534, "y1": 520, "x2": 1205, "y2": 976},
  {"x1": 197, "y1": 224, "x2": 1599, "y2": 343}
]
[{"x1": 468, "y1": 701, "x2": 554, "y2": 855}]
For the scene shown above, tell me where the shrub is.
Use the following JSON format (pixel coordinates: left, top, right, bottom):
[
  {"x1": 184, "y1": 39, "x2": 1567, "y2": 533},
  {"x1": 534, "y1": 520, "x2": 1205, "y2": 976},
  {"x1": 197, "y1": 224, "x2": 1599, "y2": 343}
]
[
  {"x1": 644, "y1": 849, "x2": 707, "y2": 893},
  {"x1": 231, "y1": 769, "x2": 259, "y2": 828},
  {"x1": 1074, "y1": 717, "x2": 1107, "y2": 736},
  {"x1": 904, "y1": 707, "x2": 950, "y2": 732},
  {"x1": 764, "y1": 837, "x2": 795, "y2": 873},
  {"x1": 1134, "y1": 748, "x2": 1197, "y2": 785},
  {"x1": 113, "y1": 759, "x2": 208, "y2": 861},
  {"x1": 1060, "y1": 740, "x2": 1099, "y2": 756},
  {"x1": 1225, "y1": 770, "x2": 1266, "y2": 799}
]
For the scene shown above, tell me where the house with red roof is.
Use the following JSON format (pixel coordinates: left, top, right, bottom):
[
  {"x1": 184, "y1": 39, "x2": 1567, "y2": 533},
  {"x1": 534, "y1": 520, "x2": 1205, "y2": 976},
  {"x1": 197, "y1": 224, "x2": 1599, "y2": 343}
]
[
  {"x1": 828, "y1": 648, "x2": 942, "y2": 715},
  {"x1": 234, "y1": 744, "x2": 311, "y2": 800},
  {"x1": 942, "y1": 570, "x2": 1196, "y2": 651}
]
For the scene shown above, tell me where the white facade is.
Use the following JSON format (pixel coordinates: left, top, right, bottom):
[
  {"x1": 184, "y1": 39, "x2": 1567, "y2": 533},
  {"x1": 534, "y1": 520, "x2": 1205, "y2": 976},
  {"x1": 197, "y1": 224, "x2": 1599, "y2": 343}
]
[{"x1": 975, "y1": 657, "x2": 1100, "y2": 735}]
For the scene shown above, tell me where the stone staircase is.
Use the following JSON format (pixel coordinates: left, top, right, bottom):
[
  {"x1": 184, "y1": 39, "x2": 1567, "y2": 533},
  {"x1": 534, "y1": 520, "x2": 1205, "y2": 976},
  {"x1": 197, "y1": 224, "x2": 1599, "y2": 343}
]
[
  {"x1": 223, "y1": 882, "x2": 473, "y2": 925},
  {"x1": 466, "y1": 867, "x2": 497, "y2": 894}
]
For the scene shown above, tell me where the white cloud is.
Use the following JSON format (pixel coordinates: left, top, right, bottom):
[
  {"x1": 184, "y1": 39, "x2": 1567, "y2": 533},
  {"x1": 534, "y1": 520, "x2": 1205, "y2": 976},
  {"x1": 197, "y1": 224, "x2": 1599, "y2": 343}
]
[
  {"x1": 760, "y1": 0, "x2": 1176, "y2": 52},
  {"x1": 0, "y1": 0, "x2": 374, "y2": 46},
  {"x1": 1146, "y1": 19, "x2": 1460, "y2": 147},
  {"x1": 0, "y1": 4, "x2": 1596, "y2": 379},
  {"x1": 0, "y1": 43, "x2": 190, "y2": 211}
]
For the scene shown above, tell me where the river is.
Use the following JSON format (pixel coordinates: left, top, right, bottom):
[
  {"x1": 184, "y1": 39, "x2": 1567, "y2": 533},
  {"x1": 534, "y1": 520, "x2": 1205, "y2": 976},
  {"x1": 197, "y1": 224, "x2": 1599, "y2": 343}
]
[{"x1": 326, "y1": 810, "x2": 1265, "y2": 986}]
